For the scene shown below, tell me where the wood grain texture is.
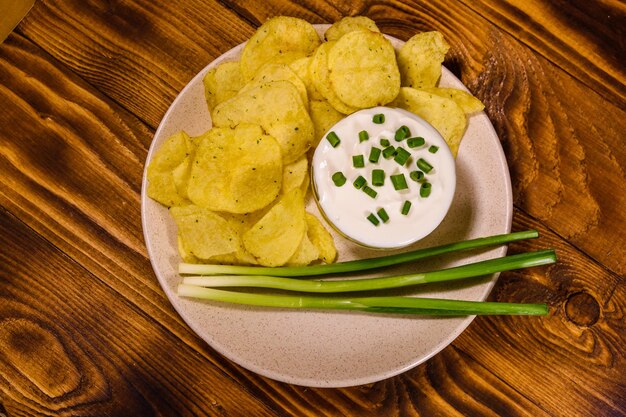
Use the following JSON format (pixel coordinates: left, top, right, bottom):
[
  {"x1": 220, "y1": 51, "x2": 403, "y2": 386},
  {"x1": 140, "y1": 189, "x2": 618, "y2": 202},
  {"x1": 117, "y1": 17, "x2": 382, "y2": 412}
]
[
  {"x1": 0, "y1": 208, "x2": 277, "y2": 417},
  {"x1": 16, "y1": 0, "x2": 256, "y2": 128},
  {"x1": 458, "y1": 212, "x2": 625, "y2": 416},
  {"x1": 458, "y1": 0, "x2": 626, "y2": 110},
  {"x1": 0, "y1": 33, "x2": 621, "y2": 414},
  {"x1": 1, "y1": 1, "x2": 625, "y2": 416}
]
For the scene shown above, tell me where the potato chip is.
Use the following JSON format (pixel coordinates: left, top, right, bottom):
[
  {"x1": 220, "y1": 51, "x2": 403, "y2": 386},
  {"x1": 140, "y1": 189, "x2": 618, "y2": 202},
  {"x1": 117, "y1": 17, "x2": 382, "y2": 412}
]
[
  {"x1": 240, "y1": 63, "x2": 308, "y2": 105},
  {"x1": 203, "y1": 61, "x2": 244, "y2": 112},
  {"x1": 286, "y1": 232, "x2": 320, "y2": 266},
  {"x1": 177, "y1": 236, "x2": 200, "y2": 263},
  {"x1": 243, "y1": 188, "x2": 306, "y2": 266},
  {"x1": 281, "y1": 156, "x2": 308, "y2": 195},
  {"x1": 328, "y1": 30, "x2": 400, "y2": 108},
  {"x1": 289, "y1": 56, "x2": 324, "y2": 102},
  {"x1": 391, "y1": 87, "x2": 466, "y2": 156},
  {"x1": 147, "y1": 173, "x2": 186, "y2": 207},
  {"x1": 147, "y1": 131, "x2": 194, "y2": 206},
  {"x1": 324, "y1": 16, "x2": 380, "y2": 41},
  {"x1": 171, "y1": 156, "x2": 191, "y2": 200},
  {"x1": 240, "y1": 16, "x2": 321, "y2": 81},
  {"x1": 309, "y1": 42, "x2": 359, "y2": 115},
  {"x1": 171, "y1": 205, "x2": 239, "y2": 259},
  {"x1": 212, "y1": 80, "x2": 314, "y2": 163},
  {"x1": 305, "y1": 213, "x2": 337, "y2": 263},
  {"x1": 420, "y1": 87, "x2": 485, "y2": 114},
  {"x1": 220, "y1": 211, "x2": 273, "y2": 265},
  {"x1": 397, "y1": 31, "x2": 449, "y2": 89},
  {"x1": 187, "y1": 124, "x2": 283, "y2": 213},
  {"x1": 308, "y1": 99, "x2": 345, "y2": 147}
]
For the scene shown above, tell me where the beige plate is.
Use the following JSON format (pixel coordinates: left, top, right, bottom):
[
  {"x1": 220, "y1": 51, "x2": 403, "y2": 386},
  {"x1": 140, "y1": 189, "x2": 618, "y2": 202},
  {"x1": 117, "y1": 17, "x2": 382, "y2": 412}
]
[{"x1": 141, "y1": 25, "x2": 512, "y2": 387}]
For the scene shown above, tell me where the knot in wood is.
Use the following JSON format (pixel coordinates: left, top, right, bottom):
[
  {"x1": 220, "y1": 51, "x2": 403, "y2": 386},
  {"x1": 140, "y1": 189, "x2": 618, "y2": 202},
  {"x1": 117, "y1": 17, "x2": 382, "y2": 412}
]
[{"x1": 564, "y1": 291, "x2": 600, "y2": 327}]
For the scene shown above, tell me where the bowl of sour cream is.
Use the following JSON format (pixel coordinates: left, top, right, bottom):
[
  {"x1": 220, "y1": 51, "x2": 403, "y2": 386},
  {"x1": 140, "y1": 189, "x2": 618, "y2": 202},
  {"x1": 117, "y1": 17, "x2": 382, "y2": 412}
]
[{"x1": 311, "y1": 107, "x2": 456, "y2": 249}]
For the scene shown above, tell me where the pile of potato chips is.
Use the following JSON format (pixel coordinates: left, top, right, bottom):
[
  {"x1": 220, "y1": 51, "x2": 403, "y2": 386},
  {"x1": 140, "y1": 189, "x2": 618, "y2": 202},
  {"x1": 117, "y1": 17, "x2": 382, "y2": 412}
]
[{"x1": 147, "y1": 16, "x2": 484, "y2": 267}]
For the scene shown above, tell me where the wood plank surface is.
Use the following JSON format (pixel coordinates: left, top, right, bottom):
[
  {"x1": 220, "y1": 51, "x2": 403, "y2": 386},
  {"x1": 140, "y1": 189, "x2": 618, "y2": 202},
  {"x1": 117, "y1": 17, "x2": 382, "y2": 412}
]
[
  {"x1": 459, "y1": 0, "x2": 626, "y2": 109},
  {"x1": 0, "y1": 208, "x2": 278, "y2": 416},
  {"x1": 1, "y1": 0, "x2": 625, "y2": 416},
  {"x1": 458, "y1": 213, "x2": 625, "y2": 416},
  {"x1": 16, "y1": 0, "x2": 256, "y2": 128}
]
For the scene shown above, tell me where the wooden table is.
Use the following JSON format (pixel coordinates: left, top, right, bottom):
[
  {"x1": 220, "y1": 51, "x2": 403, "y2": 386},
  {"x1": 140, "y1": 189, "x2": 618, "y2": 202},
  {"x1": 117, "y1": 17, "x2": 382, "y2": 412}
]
[{"x1": 1, "y1": 1, "x2": 624, "y2": 415}]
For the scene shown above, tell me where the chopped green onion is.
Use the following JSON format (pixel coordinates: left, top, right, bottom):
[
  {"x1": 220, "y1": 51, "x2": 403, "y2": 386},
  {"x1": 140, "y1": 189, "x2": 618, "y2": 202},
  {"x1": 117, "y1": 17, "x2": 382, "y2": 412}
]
[
  {"x1": 401, "y1": 200, "x2": 412, "y2": 215},
  {"x1": 362, "y1": 185, "x2": 377, "y2": 199},
  {"x1": 332, "y1": 171, "x2": 346, "y2": 186},
  {"x1": 428, "y1": 145, "x2": 439, "y2": 153},
  {"x1": 359, "y1": 130, "x2": 369, "y2": 142},
  {"x1": 367, "y1": 213, "x2": 380, "y2": 226},
  {"x1": 179, "y1": 230, "x2": 542, "y2": 276},
  {"x1": 420, "y1": 182, "x2": 432, "y2": 197},
  {"x1": 394, "y1": 125, "x2": 411, "y2": 141},
  {"x1": 394, "y1": 147, "x2": 411, "y2": 166},
  {"x1": 416, "y1": 158, "x2": 433, "y2": 173},
  {"x1": 326, "y1": 131, "x2": 341, "y2": 147},
  {"x1": 180, "y1": 250, "x2": 557, "y2": 293},
  {"x1": 353, "y1": 175, "x2": 366, "y2": 189},
  {"x1": 407, "y1": 137, "x2": 425, "y2": 148},
  {"x1": 390, "y1": 174, "x2": 408, "y2": 190},
  {"x1": 372, "y1": 169, "x2": 385, "y2": 186},
  {"x1": 410, "y1": 170, "x2": 425, "y2": 182},
  {"x1": 178, "y1": 286, "x2": 549, "y2": 316},
  {"x1": 382, "y1": 146, "x2": 396, "y2": 159},
  {"x1": 368, "y1": 147, "x2": 381, "y2": 163},
  {"x1": 372, "y1": 113, "x2": 385, "y2": 124},
  {"x1": 352, "y1": 155, "x2": 365, "y2": 168},
  {"x1": 380, "y1": 138, "x2": 390, "y2": 147},
  {"x1": 377, "y1": 208, "x2": 389, "y2": 223}
]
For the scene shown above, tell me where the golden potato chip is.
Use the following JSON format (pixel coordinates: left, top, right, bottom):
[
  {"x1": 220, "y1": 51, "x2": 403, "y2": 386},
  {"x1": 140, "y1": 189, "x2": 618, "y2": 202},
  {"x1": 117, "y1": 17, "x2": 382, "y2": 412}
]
[
  {"x1": 308, "y1": 99, "x2": 345, "y2": 147},
  {"x1": 397, "y1": 31, "x2": 450, "y2": 89},
  {"x1": 172, "y1": 156, "x2": 192, "y2": 200},
  {"x1": 147, "y1": 173, "x2": 186, "y2": 207},
  {"x1": 187, "y1": 124, "x2": 283, "y2": 213},
  {"x1": 171, "y1": 134, "x2": 204, "y2": 200},
  {"x1": 391, "y1": 87, "x2": 466, "y2": 156},
  {"x1": 203, "y1": 61, "x2": 244, "y2": 112},
  {"x1": 240, "y1": 63, "x2": 308, "y2": 105},
  {"x1": 281, "y1": 156, "x2": 308, "y2": 194},
  {"x1": 289, "y1": 56, "x2": 324, "y2": 101},
  {"x1": 148, "y1": 131, "x2": 193, "y2": 173},
  {"x1": 147, "y1": 131, "x2": 194, "y2": 207},
  {"x1": 286, "y1": 232, "x2": 319, "y2": 266},
  {"x1": 420, "y1": 87, "x2": 485, "y2": 114},
  {"x1": 171, "y1": 205, "x2": 239, "y2": 259},
  {"x1": 243, "y1": 188, "x2": 306, "y2": 266},
  {"x1": 177, "y1": 236, "x2": 199, "y2": 263},
  {"x1": 219, "y1": 211, "x2": 273, "y2": 265},
  {"x1": 328, "y1": 30, "x2": 400, "y2": 108},
  {"x1": 305, "y1": 213, "x2": 336, "y2": 263},
  {"x1": 309, "y1": 42, "x2": 359, "y2": 115},
  {"x1": 324, "y1": 16, "x2": 380, "y2": 41},
  {"x1": 240, "y1": 16, "x2": 321, "y2": 81},
  {"x1": 212, "y1": 80, "x2": 314, "y2": 163}
]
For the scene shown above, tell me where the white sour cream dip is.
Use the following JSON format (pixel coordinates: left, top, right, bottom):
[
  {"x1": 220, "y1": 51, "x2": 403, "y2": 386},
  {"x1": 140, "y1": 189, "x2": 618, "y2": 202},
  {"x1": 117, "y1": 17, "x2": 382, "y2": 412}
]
[{"x1": 312, "y1": 107, "x2": 456, "y2": 249}]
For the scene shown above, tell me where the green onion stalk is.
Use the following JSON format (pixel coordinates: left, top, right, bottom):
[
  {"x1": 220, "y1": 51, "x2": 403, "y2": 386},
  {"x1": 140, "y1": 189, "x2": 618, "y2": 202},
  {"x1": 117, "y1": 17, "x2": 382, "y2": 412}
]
[
  {"x1": 179, "y1": 230, "x2": 541, "y2": 277},
  {"x1": 177, "y1": 286, "x2": 548, "y2": 316},
  {"x1": 182, "y1": 250, "x2": 556, "y2": 293}
]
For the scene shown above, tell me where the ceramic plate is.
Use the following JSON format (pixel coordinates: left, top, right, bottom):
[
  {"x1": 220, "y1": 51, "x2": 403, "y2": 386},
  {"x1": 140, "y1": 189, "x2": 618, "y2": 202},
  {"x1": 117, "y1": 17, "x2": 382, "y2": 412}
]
[{"x1": 141, "y1": 25, "x2": 512, "y2": 387}]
